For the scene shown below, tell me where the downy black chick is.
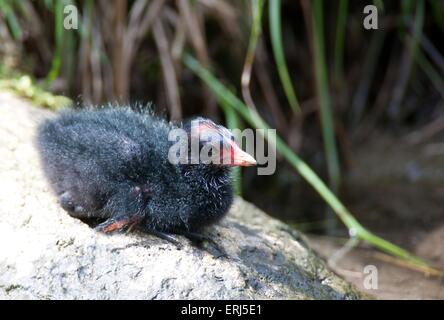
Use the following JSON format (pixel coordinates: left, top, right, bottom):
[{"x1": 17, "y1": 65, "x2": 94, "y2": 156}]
[{"x1": 36, "y1": 106, "x2": 256, "y2": 244}]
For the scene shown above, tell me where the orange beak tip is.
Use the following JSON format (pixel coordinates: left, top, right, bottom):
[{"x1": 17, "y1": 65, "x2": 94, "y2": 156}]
[{"x1": 231, "y1": 148, "x2": 257, "y2": 167}]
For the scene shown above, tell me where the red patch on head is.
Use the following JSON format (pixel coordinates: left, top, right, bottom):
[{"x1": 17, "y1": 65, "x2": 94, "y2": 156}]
[{"x1": 196, "y1": 120, "x2": 219, "y2": 135}]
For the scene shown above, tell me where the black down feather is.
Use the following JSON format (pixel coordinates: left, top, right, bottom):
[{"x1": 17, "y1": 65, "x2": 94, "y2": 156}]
[{"x1": 36, "y1": 106, "x2": 235, "y2": 234}]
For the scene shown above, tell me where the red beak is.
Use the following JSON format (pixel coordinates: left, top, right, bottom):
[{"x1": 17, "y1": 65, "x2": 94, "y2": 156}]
[{"x1": 222, "y1": 140, "x2": 257, "y2": 167}]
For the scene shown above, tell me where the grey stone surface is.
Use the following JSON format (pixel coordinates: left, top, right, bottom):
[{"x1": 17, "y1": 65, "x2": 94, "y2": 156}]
[{"x1": 0, "y1": 92, "x2": 363, "y2": 299}]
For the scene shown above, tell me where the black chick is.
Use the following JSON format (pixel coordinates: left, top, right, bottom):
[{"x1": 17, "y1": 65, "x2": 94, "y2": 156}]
[{"x1": 36, "y1": 106, "x2": 256, "y2": 243}]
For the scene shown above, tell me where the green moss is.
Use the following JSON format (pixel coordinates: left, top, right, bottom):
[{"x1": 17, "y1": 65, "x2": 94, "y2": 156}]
[{"x1": 0, "y1": 66, "x2": 71, "y2": 110}]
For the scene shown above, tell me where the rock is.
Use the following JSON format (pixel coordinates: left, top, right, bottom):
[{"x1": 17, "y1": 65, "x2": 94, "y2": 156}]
[{"x1": 0, "y1": 92, "x2": 363, "y2": 299}]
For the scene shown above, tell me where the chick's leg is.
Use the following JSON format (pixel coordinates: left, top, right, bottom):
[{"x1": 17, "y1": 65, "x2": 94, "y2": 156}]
[
  {"x1": 95, "y1": 214, "x2": 144, "y2": 234},
  {"x1": 95, "y1": 185, "x2": 149, "y2": 234}
]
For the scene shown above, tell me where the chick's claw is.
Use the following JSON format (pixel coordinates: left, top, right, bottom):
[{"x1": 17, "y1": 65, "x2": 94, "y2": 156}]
[
  {"x1": 181, "y1": 231, "x2": 228, "y2": 259},
  {"x1": 181, "y1": 231, "x2": 216, "y2": 245},
  {"x1": 145, "y1": 230, "x2": 183, "y2": 249}
]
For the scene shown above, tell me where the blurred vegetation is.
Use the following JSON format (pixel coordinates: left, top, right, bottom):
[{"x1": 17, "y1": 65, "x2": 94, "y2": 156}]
[
  {"x1": 0, "y1": 66, "x2": 71, "y2": 109},
  {"x1": 1, "y1": 0, "x2": 444, "y2": 271}
]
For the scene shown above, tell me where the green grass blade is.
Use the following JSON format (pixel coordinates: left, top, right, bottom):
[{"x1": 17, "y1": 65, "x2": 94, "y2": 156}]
[
  {"x1": 401, "y1": 0, "x2": 415, "y2": 16},
  {"x1": 312, "y1": 0, "x2": 341, "y2": 193},
  {"x1": 183, "y1": 53, "x2": 429, "y2": 269},
  {"x1": 0, "y1": 0, "x2": 23, "y2": 39},
  {"x1": 431, "y1": 0, "x2": 444, "y2": 33},
  {"x1": 269, "y1": 0, "x2": 301, "y2": 113},
  {"x1": 334, "y1": 0, "x2": 348, "y2": 87},
  {"x1": 44, "y1": 0, "x2": 55, "y2": 10},
  {"x1": 415, "y1": 46, "x2": 444, "y2": 97},
  {"x1": 45, "y1": 0, "x2": 65, "y2": 85},
  {"x1": 249, "y1": 0, "x2": 264, "y2": 56},
  {"x1": 388, "y1": 0, "x2": 424, "y2": 119},
  {"x1": 241, "y1": 0, "x2": 264, "y2": 110},
  {"x1": 373, "y1": 0, "x2": 384, "y2": 12},
  {"x1": 403, "y1": 0, "x2": 425, "y2": 60}
]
